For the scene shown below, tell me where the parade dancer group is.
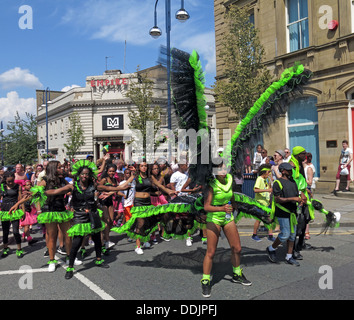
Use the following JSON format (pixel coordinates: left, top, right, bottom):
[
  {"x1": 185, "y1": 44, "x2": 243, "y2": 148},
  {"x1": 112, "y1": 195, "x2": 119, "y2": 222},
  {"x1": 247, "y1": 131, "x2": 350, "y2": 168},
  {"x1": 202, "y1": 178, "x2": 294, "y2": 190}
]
[{"x1": 0, "y1": 48, "x2": 340, "y2": 298}]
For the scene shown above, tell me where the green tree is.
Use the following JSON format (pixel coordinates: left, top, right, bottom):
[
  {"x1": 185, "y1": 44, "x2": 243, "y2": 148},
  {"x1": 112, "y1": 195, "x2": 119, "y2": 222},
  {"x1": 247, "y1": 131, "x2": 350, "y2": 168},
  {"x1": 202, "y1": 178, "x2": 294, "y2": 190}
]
[
  {"x1": 213, "y1": 5, "x2": 272, "y2": 118},
  {"x1": 64, "y1": 112, "x2": 85, "y2": 161},
  {"x1": 126, "y1": 68, "x2": 161, "y2": 155},
  {"x1": 3, "y1": 112, "x2": 37, "y2": 165}
]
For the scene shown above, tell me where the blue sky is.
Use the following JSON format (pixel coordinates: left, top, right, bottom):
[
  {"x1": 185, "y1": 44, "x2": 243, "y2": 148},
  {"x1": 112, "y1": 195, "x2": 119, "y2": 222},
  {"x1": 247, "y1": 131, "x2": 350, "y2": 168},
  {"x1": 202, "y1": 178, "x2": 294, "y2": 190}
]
[{"x1": 0, "y1": 0, "x2": 216, "y2": 127}]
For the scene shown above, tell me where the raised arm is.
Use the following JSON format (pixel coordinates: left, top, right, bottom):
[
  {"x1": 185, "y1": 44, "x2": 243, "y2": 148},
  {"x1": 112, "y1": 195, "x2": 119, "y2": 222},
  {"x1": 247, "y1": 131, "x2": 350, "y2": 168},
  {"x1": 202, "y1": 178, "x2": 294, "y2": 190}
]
[
  {"x1": 151, "y1": 176, "x2": 177, "y2": 196},
  {"x1": 97, "y1": 174, "x2": 135, "y2": 192}
]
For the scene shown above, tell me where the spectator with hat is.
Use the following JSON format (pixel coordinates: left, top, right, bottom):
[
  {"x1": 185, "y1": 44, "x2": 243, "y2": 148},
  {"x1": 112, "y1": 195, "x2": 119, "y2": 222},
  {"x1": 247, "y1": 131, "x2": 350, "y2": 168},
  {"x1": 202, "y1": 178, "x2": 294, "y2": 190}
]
[
  {"x1": 272, "y1": 149, "x2": 285, "y2": 180},
  {"x1": 266, "y1": 162, "x2": 303, "y2": 266}
]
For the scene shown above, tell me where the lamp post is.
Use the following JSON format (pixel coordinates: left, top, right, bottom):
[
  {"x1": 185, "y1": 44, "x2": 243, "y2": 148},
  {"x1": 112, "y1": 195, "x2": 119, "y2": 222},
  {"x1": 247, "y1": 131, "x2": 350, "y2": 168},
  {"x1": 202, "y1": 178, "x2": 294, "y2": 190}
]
[
  {"x1": 41, "y1": 87, "x2": 52, "y2": 156},
  {"x1": 149, "y1": 0, "x2": 190, "y2": 156}
]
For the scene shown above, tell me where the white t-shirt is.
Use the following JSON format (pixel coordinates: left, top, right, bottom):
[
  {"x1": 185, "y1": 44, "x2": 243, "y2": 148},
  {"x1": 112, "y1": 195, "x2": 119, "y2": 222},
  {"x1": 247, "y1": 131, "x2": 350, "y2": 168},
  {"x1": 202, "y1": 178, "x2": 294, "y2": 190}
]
[
  {"x1": 340, "y1": 148, "x2": 353, "y2": 165},
  {"x1": 119, "y1": 180, "x2": 135, "y2": 207},
  {"x1": 304, "y1": 164, "x2": 316, "y2": 189},
  {"x1": 170, "y1": 171, "x2": 189, "y2": 196}
]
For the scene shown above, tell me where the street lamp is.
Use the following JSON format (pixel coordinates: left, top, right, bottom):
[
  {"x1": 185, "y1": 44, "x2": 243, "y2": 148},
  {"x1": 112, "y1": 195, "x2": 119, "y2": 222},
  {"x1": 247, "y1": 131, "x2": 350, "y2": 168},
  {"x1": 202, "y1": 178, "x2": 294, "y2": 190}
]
[
  {"x1": 175, "y1": 0, "x2": 190, "y2": 21},
  {"x1": 149, "y1": 0, "x2": 190, "y2": 157},
  {"x1": 149, "y1": 0, "x2": 162, "y2": 39},
  {"x1": 41, "y1": 87, "x2": 52, "y2": 155}
]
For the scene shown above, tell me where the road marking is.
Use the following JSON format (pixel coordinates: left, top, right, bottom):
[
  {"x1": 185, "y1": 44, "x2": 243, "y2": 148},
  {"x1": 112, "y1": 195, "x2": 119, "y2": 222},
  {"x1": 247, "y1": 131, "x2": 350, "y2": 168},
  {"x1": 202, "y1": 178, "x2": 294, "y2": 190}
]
[
  {"x1": 0, "y1": 255, "x2": 115, "y2": 300},
  {"x1": 0, "y1": 267, "x2": 48, "y2": 275},
  {"x1": 72, "y1": 272, "x2": 115, "y2": 300},
  {"x1": 55, "y1": 255, "x2": 115, "y2": 300}
]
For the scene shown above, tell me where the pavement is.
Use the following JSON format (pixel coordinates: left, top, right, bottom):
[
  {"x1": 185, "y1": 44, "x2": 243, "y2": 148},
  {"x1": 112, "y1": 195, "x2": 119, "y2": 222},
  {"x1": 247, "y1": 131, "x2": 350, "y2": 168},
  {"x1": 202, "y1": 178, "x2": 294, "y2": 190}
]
[{"x1": 1, "y1": 192, "x2": 354, "y2": 250}]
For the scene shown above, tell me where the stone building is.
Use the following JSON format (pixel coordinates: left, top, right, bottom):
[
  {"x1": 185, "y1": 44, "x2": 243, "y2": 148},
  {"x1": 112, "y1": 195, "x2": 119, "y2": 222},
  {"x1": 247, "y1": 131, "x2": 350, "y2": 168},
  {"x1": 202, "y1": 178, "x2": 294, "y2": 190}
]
[
  {"x1": 36, "y1": 65, "x2": 215, "y2": 163},
  {"x1": 214, "y1": 0, "x2": 354, "y2": 192}
]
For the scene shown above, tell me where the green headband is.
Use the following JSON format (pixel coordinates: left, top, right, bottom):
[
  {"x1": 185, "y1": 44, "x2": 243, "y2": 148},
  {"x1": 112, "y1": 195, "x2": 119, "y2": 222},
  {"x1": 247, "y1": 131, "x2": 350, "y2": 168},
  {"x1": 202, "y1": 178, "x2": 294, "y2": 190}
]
[
  {"x1": 292, "y1": 146, "x2": 305, "y2": 156},
  {"x1": 71, "y1": 159, "x2": 99, "y2": 180},
  {"x1": 259, "y1": 168, "x2": 271, "y2": 172}
]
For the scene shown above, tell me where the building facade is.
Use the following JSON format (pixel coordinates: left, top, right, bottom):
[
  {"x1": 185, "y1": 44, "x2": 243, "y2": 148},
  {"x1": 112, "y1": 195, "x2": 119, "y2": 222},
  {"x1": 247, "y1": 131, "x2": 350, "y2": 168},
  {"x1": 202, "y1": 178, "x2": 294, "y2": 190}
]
[
  {"x1": 214, "y1": 0, "x2": 354, "y2": 192},
  {"x1": 36, "y1": 65, "x2": 215, "y2": 163}
]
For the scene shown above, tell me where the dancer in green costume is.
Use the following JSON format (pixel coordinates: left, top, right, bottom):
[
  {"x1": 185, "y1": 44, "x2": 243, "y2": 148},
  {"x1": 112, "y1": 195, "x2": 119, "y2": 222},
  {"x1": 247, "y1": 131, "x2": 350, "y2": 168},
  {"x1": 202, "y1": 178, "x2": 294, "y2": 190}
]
[
  {"x1": 0, "y1": 171, "x2": 25, "y2": 258},
  {"x1": 42, "y1": 159, "x2": 135, "y2": 279},
  {"x1": 201, "y1": 163, "x2": 252, "y2": 298}
]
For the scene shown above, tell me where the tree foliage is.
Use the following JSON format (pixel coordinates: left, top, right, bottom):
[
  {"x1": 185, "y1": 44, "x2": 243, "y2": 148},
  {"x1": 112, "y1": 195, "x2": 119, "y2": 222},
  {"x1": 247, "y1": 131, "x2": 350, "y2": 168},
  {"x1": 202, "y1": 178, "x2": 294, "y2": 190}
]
[
  {"x1": 64, "y1": 112, "x2": 85, "y2": 161},
  {"x1": 213, "y1": 5, "x2": 272, "y2": 118},
  {"x1": 2, "y1": 112, "x2": 37, "y2": 165},
  {"x1": 126, "y1": 68, "x2": 161, "y2": 155}
]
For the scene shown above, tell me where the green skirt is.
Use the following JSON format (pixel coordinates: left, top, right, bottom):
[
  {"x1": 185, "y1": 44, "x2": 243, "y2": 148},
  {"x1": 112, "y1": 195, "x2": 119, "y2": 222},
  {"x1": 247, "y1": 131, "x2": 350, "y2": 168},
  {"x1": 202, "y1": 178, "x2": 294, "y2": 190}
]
[
  {"x1": 67, "y1": 221, "x2": 105, "y2": 237},
  {"x1": 37, "y1": 210, "x2": 74, "y2": 224},
  {"x1": 0, "y1": 209, "x2": 25, "y2": 222},
  {"x1": 67, "y1": 209, "x2": 104, "y2": 237}
]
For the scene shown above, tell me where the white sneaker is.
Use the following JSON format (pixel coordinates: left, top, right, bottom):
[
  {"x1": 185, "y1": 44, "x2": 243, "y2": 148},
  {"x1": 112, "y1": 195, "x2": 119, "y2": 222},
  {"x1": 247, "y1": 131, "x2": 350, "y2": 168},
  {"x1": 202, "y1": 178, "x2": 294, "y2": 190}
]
[
  {"x1": 48, "y1": 260, "x2": 57, "y2": 272},
  {"x1": 105, "y1": 241, "x2": 115, "y2": 249},
  {"x1": 143, "y1": 242, "x2": 151, "y2": 248},
  {"x1": 186, "y1": 237, "x2": 193, "y2": 247},
  {"x1": 66, "y1": 258, "x2": 83, "y2": 266},
  {"x1": 135, "y1": 247, "x2": 144, "y2": 255},
  {"x1": 160, "y1": 236, "x2": 171, "y2": 242},
  {"x1": 88, "y1": 240, "x2": 95, "y2": 246}
]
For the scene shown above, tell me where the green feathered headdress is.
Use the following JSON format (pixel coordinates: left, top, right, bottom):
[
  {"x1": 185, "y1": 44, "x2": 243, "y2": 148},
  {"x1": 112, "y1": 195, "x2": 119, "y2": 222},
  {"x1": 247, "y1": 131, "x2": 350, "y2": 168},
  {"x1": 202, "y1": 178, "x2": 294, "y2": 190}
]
[{"x1": 71, "y1": 159, "x2": 99, "y2": 180}]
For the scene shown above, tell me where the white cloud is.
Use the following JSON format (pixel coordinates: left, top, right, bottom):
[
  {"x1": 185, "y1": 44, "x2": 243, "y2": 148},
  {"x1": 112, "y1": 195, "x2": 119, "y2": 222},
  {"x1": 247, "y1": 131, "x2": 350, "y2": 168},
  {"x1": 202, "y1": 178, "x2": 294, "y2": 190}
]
[
  {"x1": 0, "y1": 67, "x2": 42, "y2": 90},
  {"x1": 61, "y1": 84, "x2": 80, "y2": 92},
  {"x1": 179, "y1": 31, "x2": 216, "y2": 75},
  {"x1": 0, "y1": 91, "x2": 36, "y2": 121}
]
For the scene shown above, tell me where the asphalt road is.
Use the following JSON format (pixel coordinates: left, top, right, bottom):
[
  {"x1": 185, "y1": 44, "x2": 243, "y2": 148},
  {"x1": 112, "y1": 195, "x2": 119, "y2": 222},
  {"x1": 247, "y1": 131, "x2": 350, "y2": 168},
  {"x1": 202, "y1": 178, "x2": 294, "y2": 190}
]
[{"x1": 0, "y1": 225, "x2": 353, "y2": 306}]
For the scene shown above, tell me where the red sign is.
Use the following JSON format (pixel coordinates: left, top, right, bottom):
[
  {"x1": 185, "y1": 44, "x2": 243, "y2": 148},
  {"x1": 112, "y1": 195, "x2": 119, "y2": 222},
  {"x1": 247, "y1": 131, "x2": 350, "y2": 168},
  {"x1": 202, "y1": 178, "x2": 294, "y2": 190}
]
[{"x1": 91, "y1": 78, "x2": 128, "y2": 87}]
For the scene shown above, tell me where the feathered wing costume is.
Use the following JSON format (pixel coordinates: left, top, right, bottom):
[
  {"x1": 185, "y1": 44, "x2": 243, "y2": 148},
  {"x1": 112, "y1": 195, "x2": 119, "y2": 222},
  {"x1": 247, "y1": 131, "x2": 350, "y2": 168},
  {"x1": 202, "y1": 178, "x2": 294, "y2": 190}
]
[{"x1": 112, "y1": 48, "x2": 339, "y2": 241}]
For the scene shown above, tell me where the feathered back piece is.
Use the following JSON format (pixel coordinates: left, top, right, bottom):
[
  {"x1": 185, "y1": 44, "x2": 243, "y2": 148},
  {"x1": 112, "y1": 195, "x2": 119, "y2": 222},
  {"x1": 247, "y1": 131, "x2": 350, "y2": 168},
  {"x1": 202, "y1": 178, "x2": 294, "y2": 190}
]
[
  {"x1": 224, "y1": 63, "x2": 313, "y2": 175},
  {"x1": 161, "y1": 46, "x2": 213, "y2": 186}
]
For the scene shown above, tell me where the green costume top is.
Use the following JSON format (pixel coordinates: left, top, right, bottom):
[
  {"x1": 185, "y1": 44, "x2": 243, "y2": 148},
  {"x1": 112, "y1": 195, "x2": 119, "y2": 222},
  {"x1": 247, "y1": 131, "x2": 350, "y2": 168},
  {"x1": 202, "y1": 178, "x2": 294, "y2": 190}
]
[
  {"x1": 210, "y1": 174, "x2": 233, "y2": 207},
  {"x1": 290, "y1": 147, "x2": 315, "y2": 220}
]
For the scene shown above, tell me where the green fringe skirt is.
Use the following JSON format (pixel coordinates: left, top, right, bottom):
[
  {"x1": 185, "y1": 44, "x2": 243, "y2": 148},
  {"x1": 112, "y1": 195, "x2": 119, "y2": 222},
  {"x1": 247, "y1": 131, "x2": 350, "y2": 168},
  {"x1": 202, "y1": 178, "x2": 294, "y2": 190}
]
[
  {"x1": 67, "y1": 221, "x2": 105, "y2": 237},
  {"x1": 37, "y1": 210, "x2": 74, "y2": 224},
  {"x1": 0, "y1": 209, "x2": 25, "y2": 222},
  {"x1": 67, "y1": 209, "x2": 105, "y2": 237}
]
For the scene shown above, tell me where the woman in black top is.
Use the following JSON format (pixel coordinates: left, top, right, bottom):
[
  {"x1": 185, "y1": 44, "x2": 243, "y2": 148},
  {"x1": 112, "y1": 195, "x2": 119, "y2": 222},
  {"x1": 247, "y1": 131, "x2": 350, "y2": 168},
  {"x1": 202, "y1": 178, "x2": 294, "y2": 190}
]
[
  {"x1": 36, "y1": 161, "x2": 75, "y2": 272},
  {"x1": 45, "y1": 159, "x2": 134, "y2": 279},
  {"x1": 112, "y1": 160, "x2": 176, "y2": 254},
  {"x1": 0, "y1": 171, "x2": 24, "y2": 258},
  {"x1": 98, "y1": 163, "x2": 120, "y2": 250}
]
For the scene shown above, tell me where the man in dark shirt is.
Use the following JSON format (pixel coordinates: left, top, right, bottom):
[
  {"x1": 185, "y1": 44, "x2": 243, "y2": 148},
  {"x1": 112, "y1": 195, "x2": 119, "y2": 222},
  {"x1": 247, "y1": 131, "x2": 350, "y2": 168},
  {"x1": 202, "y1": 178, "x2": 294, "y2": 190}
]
[{"x1": 266, "y1": 162, "x2": 303, "y2": 266}]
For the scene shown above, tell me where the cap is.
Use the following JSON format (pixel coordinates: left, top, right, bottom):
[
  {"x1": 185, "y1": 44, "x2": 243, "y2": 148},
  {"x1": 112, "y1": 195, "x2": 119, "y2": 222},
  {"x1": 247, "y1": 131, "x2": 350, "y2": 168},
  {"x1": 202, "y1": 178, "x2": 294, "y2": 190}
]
[
  {"x1": 275, "y1": 149, "x2": 286, "y2": 158},
  {"x1": 86, "y1": 155, "x2": 94, "y2": 159},
  {"x1": 278, "y1": 162, "x2": 294, "y2": 172},
  {"x1": 156, "y1": 156, "x2": 167, "y2": 164},
  {"x1": 292, "y1": 146, "x2": 306, "y2": 156}
]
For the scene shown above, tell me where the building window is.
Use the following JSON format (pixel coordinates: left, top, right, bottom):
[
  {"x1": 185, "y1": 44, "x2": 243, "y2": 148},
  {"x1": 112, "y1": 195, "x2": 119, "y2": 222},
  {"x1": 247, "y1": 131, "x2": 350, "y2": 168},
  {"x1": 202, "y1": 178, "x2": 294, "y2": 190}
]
[
  {"x1": 208, "y1": 115, "x2": 214, "y2": 128},
  {"x1": 286, "y1": 0, "x2": 309, "y2": 52},
  {"x1": 160, "y1": 113, "x2": 167, "y2": 127}
]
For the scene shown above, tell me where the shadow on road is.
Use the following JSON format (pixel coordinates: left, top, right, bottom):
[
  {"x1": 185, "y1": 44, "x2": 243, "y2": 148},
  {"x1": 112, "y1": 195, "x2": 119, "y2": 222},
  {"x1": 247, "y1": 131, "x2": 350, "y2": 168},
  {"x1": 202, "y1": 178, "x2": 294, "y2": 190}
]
[{"x1": 124, "y1": 246, "x2": 270, "y2": 285}]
